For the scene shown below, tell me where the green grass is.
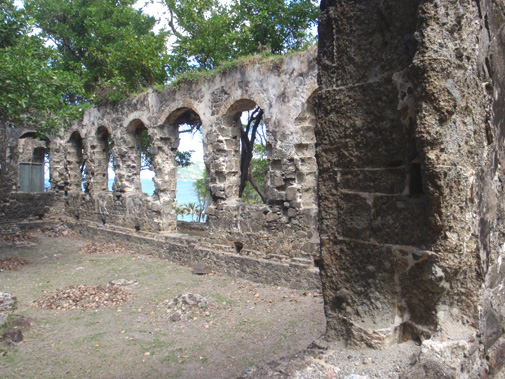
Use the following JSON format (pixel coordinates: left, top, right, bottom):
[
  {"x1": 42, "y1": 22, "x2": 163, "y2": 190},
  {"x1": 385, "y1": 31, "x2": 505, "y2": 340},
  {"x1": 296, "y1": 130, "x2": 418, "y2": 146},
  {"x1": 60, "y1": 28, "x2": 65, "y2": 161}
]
[{"x1": 80, "y1": 331, "x2": 107, "y2": 343}]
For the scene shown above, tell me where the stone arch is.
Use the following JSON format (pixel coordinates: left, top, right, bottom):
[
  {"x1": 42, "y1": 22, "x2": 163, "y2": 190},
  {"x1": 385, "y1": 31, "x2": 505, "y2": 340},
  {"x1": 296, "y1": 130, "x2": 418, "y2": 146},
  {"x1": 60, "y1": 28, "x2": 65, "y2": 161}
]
[
  {"x1": 115, "y1": 119, "x2": 150, "y2": 194},
  {"x1": 153, "y1": 107, "x2": 203, "y2": 221},
  {"x1": 67, "y1": 131, "x2": 86, "y2": 193},
  {"x1": 207, "y1": 98, "x2": 270, "y2": 204}
]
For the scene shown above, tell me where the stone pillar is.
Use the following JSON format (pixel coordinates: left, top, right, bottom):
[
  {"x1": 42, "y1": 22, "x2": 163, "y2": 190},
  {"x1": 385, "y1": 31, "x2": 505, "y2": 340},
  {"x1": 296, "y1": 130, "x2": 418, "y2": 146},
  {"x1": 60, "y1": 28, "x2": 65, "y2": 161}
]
[
  {"x1": 151, "y1": 121, "x2": 179, "y2": 231},
  {"x1": 317, "y1": 0, "x2": 505, "y2": 375},
  {"x1": 48, "y1": 140, "x2": 67, "y2": 194},
  {"x1": 87, "y1": 127, "x2": 110, "y2": 194},
  {"x1": 205, "y1": 114, "x2": 241, "y2": 203},
  {"x1": 66, "y1": 132, "x2": 85, "y2": 193},
  {"x1": 113, "y1": 121, "x2": 145, "y2": 194},
  {"x1": 316, "y1": 0, "x2": 424, "y2": 345}
]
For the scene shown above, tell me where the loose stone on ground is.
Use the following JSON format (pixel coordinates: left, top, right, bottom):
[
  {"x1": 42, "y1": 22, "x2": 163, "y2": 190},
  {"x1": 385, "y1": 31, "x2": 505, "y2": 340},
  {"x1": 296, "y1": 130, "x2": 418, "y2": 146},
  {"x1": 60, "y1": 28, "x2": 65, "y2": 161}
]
[{"x1": 0, "y1": 292, "x2": 17, "y2": 312}]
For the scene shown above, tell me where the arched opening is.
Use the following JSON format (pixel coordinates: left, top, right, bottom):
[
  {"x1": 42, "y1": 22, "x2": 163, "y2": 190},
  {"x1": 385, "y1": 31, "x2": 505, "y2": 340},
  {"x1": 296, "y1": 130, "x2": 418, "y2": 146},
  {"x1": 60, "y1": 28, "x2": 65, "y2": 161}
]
[
  {"x1": 17, "y1": 133, "x2": 50, "y2": 192},
  {"x1": 126, "y1": 120, "x2": 153, "y2": 195},
  {"x1": 227, "y1": 99, "x2": 270, "y2": 204},
  {"x1": 157, "y1": 108, "x2": 207, "y2": 222},
  {"x1": 68, "y1": 131, "x2": 87, "y2": 193},
  {"x1": 93, "y1": 126, "x2": 114, "y2": 193}
]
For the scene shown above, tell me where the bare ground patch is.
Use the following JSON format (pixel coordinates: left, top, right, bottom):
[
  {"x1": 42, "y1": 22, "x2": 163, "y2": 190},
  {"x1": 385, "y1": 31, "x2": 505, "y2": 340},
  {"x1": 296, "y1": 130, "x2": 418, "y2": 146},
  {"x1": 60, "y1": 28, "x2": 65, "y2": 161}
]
[{"x1": 0, "y1": 233, "x2": 325, "y2": 378}]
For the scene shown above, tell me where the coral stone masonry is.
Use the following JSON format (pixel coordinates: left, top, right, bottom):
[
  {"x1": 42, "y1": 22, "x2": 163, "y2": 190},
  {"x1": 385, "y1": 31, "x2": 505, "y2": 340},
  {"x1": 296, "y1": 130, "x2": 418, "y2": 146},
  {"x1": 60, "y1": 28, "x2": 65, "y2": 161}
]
[
  {"x1": 315, "y1": 0, "x2": 505, "y2": 376},
  {"x1": 2, "y1": 0, "x2": 505, "y2": 375},
  {"x1": 0, "y1": 49, "x2": 320, "y2": 290}
]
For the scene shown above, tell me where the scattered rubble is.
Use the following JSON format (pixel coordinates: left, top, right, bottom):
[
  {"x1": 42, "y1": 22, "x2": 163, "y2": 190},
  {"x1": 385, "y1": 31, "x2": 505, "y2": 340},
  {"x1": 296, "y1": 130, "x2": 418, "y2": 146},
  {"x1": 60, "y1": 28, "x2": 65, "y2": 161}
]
[
  {"x1": 109, "y1": 279, "x2": 139, "y2": 290},
  {"x1": 35, "y1": 284, "x2": 132, "y2": 310},
  {"x1": 0, "y1": 292, "x2": 17, "y2": 312},
  {"x1": 1, "y1": 233, "x2": 36, "y2": 242},
  {"x1": 2, "y1": 328, "x2": 23, "y2": 346},
  {"x1": 0, "y1": 315, "x2": 36, "y2": 349},
  {"x1": 9, "y1": 315, "x2": 36, "y2": 331},
  {"x1": 167, "y1": 293, "x2": 209, "y2": 322},
  {"x1": 0, "y1": 257, "x2": 30, "y2": 271},
  {"x1": 41, "y1": 224, "x2": 75, "y2": 238}
]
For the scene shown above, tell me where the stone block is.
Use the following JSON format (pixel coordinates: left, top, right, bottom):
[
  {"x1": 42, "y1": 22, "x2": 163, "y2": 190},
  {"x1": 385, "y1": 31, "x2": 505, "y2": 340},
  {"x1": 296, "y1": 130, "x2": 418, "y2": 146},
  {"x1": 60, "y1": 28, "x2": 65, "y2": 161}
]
[
  {"x1": 285, "y1": 187, "x2": 298, "y2": 202},
  {"x1": 483, "y1": 300, "x2": 503, "y2": 349},
  {"x1": 488, "y1": 337, "x2": 505, "y2": 375},
  {"x1": 337, "y1": 192, "x2": 372, "y2": 241},
  {"x1": 339, "y1": 168, "x2": 407, "y2": 194},
  {"x1": 316, "y1": 84, "x2": 410, "y2": 169},
  {"x1": 371, "y1": 195, "x2": 430, "y2": 247}
]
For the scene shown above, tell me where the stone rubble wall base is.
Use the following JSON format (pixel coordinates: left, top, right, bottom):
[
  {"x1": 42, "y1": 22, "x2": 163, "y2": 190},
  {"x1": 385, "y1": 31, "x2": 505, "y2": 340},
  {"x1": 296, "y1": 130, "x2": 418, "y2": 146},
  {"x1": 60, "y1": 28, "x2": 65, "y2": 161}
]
[{"x1": 67, "y1": 221, "x2": 322, "y2": 292}]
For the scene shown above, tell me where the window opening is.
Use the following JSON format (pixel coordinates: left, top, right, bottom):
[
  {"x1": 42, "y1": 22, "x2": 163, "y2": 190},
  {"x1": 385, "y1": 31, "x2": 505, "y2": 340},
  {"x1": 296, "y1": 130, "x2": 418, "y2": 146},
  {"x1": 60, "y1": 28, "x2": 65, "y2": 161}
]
[
  {"x1": 139, "y1": 128, "x2": 155, "y2": 196},
  {"x1": 233, "y1": 103, "x2": 269, "y2": 204},
  {"x1": 44, "y1": 152, "x2": 51, "y2": 191},
  {"x1": 171, "y1": 110, "x2": 207, "y2": 222},
  {"x1": 108, "y1": 136, "x2": 115, "y2": 191},
  {"x1": 17, "y1": 133, "x2": 50, "y2": 193}
]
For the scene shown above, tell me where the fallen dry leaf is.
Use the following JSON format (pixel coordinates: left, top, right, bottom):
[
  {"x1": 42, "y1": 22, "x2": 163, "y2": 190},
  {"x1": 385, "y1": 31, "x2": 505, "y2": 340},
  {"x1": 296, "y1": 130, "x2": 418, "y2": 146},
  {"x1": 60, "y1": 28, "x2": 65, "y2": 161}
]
[
  {"x1": 35, "y1": 284, "x2": 131, "y2": 310},
  {"x1": 2, "y1": 233, "x2": 36, "y2": 242},
  {"x1": 78, "y1": 242, "x2": 137, "y2": 256},
  {"x1": 0, "y1": 256, "x2": 30, "y2": 271}
]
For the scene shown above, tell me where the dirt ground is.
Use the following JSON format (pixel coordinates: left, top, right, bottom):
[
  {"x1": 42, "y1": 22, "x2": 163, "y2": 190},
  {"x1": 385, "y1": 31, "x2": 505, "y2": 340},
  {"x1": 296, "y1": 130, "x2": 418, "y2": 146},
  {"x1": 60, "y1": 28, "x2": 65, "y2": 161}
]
[{"x1": 0, "y1": 232, "x2": 325, "y2": 379}]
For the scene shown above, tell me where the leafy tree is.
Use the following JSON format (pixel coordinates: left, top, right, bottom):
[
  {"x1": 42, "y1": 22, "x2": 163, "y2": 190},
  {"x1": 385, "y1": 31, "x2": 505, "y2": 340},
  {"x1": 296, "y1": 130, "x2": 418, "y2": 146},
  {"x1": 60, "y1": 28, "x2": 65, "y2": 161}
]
[
  {"x1": 194, "y1": 170, "x2": 211, "y2": 222},
  {"x1": 162, "y1": 0, "x2": 318, "y2": 72},
  {"x1": 184, "y1": 202, "x2": 197, "y2": 221},
  {"x1": 24, "y1": 0, "x2": 170, "y2": 102},
  {"x1": 235, "y1": 0, "x2": 319, "y2": 55},
  {"x1": 0, "y1": 0, "x2": 84, "y2": 134},
  {"x1": 172, "y1": 200, "x2": 187, "y2": 221}
]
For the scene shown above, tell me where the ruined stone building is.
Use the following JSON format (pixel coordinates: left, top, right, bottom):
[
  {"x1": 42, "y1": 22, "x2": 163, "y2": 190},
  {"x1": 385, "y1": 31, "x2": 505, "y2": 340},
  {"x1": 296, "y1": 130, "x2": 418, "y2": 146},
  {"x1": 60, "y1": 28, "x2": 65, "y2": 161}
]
[
  {"x1": 1, "y1": 0, "x2": 505, "y2": 376},
  {"x1": 0, "y1": 49, "x2": 321, "y2": 290}
]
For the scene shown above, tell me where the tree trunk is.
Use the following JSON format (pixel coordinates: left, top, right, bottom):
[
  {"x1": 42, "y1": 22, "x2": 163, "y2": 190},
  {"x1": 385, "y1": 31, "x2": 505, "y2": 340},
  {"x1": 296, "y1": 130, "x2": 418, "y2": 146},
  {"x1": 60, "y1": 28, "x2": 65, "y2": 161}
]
[{"x1": 238, "y1": 107, "x2": 264, "y2": 202}]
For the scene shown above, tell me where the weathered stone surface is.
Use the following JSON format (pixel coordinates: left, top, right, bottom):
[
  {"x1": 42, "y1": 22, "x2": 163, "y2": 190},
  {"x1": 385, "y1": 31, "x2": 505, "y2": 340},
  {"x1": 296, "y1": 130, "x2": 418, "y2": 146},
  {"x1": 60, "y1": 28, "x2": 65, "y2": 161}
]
[
  {"x1": 0, "y1": 293, "x2": 17, "y2": 312},
  {"x1": 400, "y1": 358, "x2": 456, "y2": 379},
  {"x1": 316, "y1": 0, "x2": 505, "y2": 376},
  {"x1": 0, "y1": 49, "x2": 321, "y2": 290}
]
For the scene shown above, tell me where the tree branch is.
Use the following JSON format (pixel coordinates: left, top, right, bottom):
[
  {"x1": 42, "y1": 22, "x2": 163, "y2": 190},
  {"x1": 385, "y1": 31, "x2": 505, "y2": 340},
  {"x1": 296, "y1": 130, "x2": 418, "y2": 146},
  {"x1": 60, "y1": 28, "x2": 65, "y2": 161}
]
[
  {"x1": 248, "y1": 168, "x2": 266, "y2": 204},
  {"x1": 168, "y1": 9, "x2": 183, "y2": 39}
]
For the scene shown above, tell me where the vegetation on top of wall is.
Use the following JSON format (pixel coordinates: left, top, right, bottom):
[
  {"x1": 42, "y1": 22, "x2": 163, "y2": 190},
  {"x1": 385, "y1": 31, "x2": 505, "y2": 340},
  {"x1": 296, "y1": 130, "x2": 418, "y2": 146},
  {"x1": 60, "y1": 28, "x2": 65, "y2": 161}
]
[{"x1": 156, "y1": 45, "x2": 317, "y2": 92}]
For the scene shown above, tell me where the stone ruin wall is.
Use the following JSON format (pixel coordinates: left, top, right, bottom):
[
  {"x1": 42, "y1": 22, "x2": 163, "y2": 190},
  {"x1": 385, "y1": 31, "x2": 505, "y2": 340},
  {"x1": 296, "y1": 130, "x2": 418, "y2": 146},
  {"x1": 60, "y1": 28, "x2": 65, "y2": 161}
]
[
  {"x1": 0, "y1": 49, "x2": 320, "y2": 274},
  {"x1": 0, "y1": 126, "x2": 66, "y2": 221},
  {"x1": 316, "y1": 0, "x2": 505, "y2": 376},
  {"x1": 2, "y1": 1, "x2": 505, "y2": 374}
]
